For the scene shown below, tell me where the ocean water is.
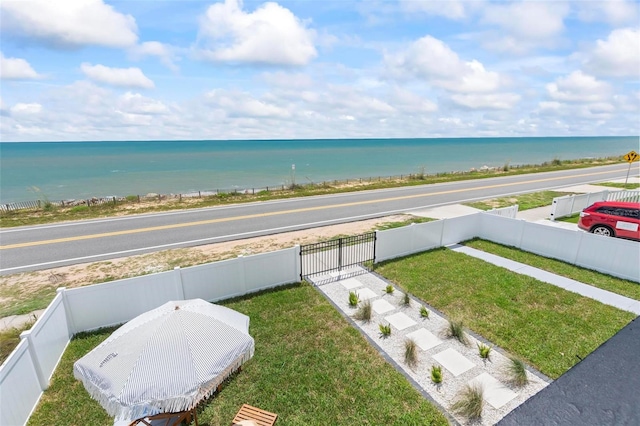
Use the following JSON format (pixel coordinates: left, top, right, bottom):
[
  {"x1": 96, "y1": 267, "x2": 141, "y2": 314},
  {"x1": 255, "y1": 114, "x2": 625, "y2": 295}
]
[{"x1": 0, "y1": 136, "x2": 637, "y2": 204}]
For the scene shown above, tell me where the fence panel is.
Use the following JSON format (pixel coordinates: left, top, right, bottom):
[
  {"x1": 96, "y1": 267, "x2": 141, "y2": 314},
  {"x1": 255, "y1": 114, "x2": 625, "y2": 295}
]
[
  {"x1": 181, "y1": 259, "x2": 246, "y2": 302},
  {"x1": 518, "y1": 222, "x2": 583, "y2": 263},
  {"x1": 479, "y1": 214, "x2": 526, "y2": 248},
  {"x1": 441, "y1": 215, "x2": 480, "y2": 246},
  {"x1": 574, "y1": 233, "x2": 640, "y2": 281},
  {"x1": 244, "y1": 247, "x2": 300, "y2": 291},
  {"x1": 607, "y1": 190, "x2": 640, "y2": 203},
  {"x1": 485, "y1": 205, "x2": 519, "y2": 218},
  {"x1": 550, "y1": 192, "x2": 609, "y2": 219},
  {"x1": 29, "y1": 294, "x2": 70, "y2": 383},
  {"x1": 376, "y1": 220, "x2": 445, "y2": 262},
  {"x1": 0, "y1": 340, "x2": 43, "y2": 426},
  {"x1": 66, "y1": 271, "x2": 178, "y2": 332}
]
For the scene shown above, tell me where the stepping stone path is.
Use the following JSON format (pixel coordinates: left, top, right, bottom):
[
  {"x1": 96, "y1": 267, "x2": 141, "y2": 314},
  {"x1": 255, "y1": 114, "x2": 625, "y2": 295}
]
[{"x1": 313, "y1": 267, "x2": 550, "y2": 425}]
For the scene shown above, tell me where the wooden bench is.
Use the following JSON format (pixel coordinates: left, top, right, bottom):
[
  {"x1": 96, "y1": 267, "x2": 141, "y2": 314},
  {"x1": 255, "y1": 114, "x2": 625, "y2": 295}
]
[{"x1": 232, "y1": 404, "x2": 278, "y2": 426}]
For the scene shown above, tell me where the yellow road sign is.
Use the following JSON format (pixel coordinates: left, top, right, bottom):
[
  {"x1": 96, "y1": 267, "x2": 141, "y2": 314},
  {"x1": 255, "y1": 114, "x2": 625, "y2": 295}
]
[{"x1": 623, "y1": 150, "x2": 639, "y2": 163}]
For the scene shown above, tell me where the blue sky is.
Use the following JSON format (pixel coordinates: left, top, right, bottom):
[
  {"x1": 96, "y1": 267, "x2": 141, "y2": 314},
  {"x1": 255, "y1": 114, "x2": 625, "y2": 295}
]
[{"x1": 1, "y1": 0, "x2": 639, "y2": 141}]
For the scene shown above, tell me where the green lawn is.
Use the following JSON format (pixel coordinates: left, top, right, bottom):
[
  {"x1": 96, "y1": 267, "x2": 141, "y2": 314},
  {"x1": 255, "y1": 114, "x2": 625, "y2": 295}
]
[
  {"x1": 464, "y1": 239, "x2": 640, "y2": 300},
  {"x1": 28, "y1": 283, "x2": 448, "y2": 426},
  {"x1": 375, "y1": 248, "x2": 635, "y2": 379},
  {"x1": 596, "y1": 182, "x2": 640, "y2": 190},
  {"x1": 465, "y1": 190, "x2": 571, "y2": 211}
]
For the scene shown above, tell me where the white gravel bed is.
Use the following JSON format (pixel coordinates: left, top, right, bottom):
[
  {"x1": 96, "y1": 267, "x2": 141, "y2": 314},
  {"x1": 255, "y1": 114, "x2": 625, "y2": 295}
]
[{"x1": 312, "y1": 268, "x2": 550, "y2": 425}]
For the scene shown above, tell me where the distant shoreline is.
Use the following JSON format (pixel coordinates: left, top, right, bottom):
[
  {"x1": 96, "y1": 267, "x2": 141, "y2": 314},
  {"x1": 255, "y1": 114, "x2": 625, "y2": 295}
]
[{"x1": 1, "y1": 136, "x2": 637, "y2": 204}]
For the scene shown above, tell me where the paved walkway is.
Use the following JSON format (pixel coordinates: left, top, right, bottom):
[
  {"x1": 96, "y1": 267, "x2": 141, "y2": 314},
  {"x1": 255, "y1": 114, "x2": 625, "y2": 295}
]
[{"x1": 449, "y1": 244, "x2": 640, "y2": 315}]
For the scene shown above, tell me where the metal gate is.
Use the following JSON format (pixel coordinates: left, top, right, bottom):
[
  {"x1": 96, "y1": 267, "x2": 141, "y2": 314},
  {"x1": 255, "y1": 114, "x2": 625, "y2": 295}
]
[{"x1": 300, "y1": 232, "x2": 376, "y2": 281}]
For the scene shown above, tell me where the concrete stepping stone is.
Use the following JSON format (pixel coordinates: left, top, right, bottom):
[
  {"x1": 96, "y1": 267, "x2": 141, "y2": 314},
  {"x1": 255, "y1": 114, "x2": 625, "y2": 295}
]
[
  {"x1": 468, "y1": 372, "x2": 517, "y2": 409},
  {"x1": 385, "y1": 312, "x2": 417, "y2": 330},
  {"x1": 372, "y1": 299, "x2": 395, "y2": 314},
  {"x1": 339, "y1": 278, "x2": 362, "y2": 290},
  {"x1": 433, "y1": 348, "x2": 475, "y2": 377},
  {"x1": 406, "y1": 328, "x2": 442, "y2": 350},
  {"x1": 355, "y1": 288, "x2": 378, "y2": 301}
]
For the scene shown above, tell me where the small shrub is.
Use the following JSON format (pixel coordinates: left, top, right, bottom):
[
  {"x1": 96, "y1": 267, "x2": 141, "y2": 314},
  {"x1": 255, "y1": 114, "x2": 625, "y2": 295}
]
[
  {"x1": 353, "y1": 300, "x2": 372, "y2": 322},
  {"x1": 70, "y1": 205, "x2": 89, "y2": 213},
  {"x1": 348, "y1": 291, "x2": 359, "y2": 307},
  {"x1": 505, "y1": 357, "x2": 529, "y2": 387},
  {"x1": 431, "y1": 365, "x2": 443, "y2": 384},
  {"x1": 551, "y1": 157, "x2": 562, "y2": 166},
  {"x1": 444, "y1": 319, "x2": 468, "y2": 346},
  {"x1": 451, "y1": 384, "x2": 484, "y2": 420},
  {"x1": 404, "y1": 339, "x2": 418, "y2": 368},
  {"x1": 502, "y1": 162, "x2": 510, "y2": 172},
  {"x1": 125, "y1": 195, "x2": 138, "y2": 202},
  {"x1": 478, "y1": 343, "x2": 492, "y2": 360},
  {"x1": 379, "y1": 323, "x2": 391, "y2": 337},
  {"x1": 401, "y1": 291, "x2": 411, "y2": 307},
  {"x1": 384, "y1": 284, "x2": 394, "y2": 294},
  {"x1": 420, "y1": 306, "x2": 430, "y2": 318}
]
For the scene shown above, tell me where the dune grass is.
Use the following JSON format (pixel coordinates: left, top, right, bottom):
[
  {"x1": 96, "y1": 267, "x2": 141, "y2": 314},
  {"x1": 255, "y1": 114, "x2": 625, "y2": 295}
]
[
  {"x1": 27, "y1": 283, "x2": 448, "y2": 426},
  {"x1": 375, "y1": 248, "x2": 635, "y2": 379},
  {"x1": 463, "y1": 239, "x2": 640, "y2": 300}
]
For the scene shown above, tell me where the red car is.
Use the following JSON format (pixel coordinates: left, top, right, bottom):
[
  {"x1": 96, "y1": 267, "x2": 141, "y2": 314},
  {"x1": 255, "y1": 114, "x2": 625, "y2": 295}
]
[{"x1": 578, "y1": 201, "x2": 640, "y2": 241}]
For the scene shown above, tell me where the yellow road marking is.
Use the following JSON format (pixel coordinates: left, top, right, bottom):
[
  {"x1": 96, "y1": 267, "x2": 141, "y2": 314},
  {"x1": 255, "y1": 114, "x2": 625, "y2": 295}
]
[{"x1": 0, "y1": 168, "x2": 623, "y2": 249}]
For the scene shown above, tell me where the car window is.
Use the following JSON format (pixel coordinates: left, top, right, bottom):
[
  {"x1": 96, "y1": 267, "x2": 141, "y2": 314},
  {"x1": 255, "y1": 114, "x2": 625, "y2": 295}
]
[
  {"x1": 595, "y1": 207, "x2": 615, "y2": 215},
  {"x1": 617, "y1": 208, "x2": 639, "y2": 219}
]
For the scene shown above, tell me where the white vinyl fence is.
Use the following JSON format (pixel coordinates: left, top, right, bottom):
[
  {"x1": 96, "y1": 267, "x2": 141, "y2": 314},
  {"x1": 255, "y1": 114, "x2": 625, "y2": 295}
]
[
  {"x1": 550, "y1": 190, "x2": 640, "y2": 220},
  {"x1": 2, "y1": 210, "x2": 639, "y2": 426},
  {"x1": 0, "y1": 247, "x2": 300, "y2": 426}
]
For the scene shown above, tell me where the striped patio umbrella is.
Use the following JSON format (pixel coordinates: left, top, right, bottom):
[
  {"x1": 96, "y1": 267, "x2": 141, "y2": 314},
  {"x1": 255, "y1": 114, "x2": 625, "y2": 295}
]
[{"x1": 73, "y1": 299, "x2": 255, "y2": 422}]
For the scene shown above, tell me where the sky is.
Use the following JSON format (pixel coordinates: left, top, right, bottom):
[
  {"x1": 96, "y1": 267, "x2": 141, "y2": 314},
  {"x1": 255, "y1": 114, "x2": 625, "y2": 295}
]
[{"x1": 0, "y1": 0, "x2": 639, "y2": 142}]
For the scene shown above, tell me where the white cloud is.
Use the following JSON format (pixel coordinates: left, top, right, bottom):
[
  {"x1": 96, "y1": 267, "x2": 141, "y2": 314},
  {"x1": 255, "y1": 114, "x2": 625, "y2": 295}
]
[
  {"x1": 584, "y1": 28, "x2": 640, "y2": 78},
  {"x1": 481, "y1": 1, "x2": 569, "y2": 53},
  {"x1": 577, "y1": 0, "x2": 639, "y2": 26},
  {"x1": 0, "y1": 52, "x2": 42, "y2": 80},
  {"x1": 482, "y1": 1, "x2": 568, "y2": 40},
  {"x1": 129, "y1": 42, "x2": 179, "y2": 71},
  {"x1": 118, "y1": 93, "x2": 169, "y2": 115},
  {"x1": 81, "y1": 63, "x2": 155, "y2": 89},
  {"x1": 0, "y1": 0, "x2": 137, "y2": 48},
  {"x1": 385, "y1": 35, "x2": 502, "y2": 93},
  {"x1": 546, "y1": 71, "x2": 612, "y2": 103},
  {"x1": 198, "y1": 0, "x2": 317, "y2": 66},
  {"x1": 388, "y1": 87, "x2": 438, "y2": 113},
  {"x1": 398, "y1": 0, "x2": 468, "y2": 20},
  {"x1": 205, "y1": 89, "x2": 291, "y2": 118},
  {"x1": 450, "y1": 93, "x2": 521, "y2": 110},
  {"x1": 10, "y1": 103, "x2": 42, "y2": 114}
]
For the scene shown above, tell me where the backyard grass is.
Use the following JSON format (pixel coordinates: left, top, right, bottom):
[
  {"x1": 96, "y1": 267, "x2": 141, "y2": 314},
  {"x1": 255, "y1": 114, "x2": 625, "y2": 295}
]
[
  {"x1": 463, "y1": 239, "x2": 640, "y2": 301},
  {"x1": 465, "y1": 190, "x2": 571, "y2": 211},
  {"x1": 27, "y1": 283, "x2": 449, "y2": 426},
  {"x1": 555, "y1": 213, "x2": 580, "y2": 224},
  {"x1": 375, "y1": 248, "x2": 635, "y2": 379}
]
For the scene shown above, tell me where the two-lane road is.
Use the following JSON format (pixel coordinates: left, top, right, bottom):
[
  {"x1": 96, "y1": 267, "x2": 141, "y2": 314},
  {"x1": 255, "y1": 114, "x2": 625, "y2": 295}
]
[{"x1": 1, "y1": 163, "x2": 637, "y2": 274}]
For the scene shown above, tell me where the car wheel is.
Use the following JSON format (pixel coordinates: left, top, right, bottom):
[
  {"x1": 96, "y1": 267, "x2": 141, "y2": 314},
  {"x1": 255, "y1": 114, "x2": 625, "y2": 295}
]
[{"x1": 591, "y1": 225, "x2": 614, "y2": 237}]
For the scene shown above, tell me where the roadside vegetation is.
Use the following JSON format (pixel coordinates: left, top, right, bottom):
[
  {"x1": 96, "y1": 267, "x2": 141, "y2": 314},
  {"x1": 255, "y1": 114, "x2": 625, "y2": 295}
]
[
  {"x1": 375, "y1": 248, "x2": 635, "y2": 379},
  {"x1": 0, "y1": 316, "x2": 37, "y2": 364},
  {"x1": 465, "y1": 190, "x2": 571, "y2": 211},
  {"x1": 463, "y1": 239, "x2": 640, "y2": 300},
  {"x1": 0, "y1": 156, "x2": 625, "y2": 228},
  {"x1": 595, "y1": 182, "x2": 640, "y2": 190},
  {"x1": 27, "y1": 283, "x2": 449, "y2": 425}
]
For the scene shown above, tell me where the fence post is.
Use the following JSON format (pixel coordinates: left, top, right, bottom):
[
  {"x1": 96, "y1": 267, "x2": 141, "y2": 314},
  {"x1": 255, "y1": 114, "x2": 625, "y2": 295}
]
[
  {"x1": 137, "y1": 195, "x2": 140, "y2": 203},
  {"x1": 37, "y1": 200, "x2": 41, "y2": 208},
  {"x1": 569, "y1": 195, "x2": 575, "y2": 216},
  {"x1": 173, "y1": 267, "x2": 185, "y2": 300},
  {"x1": 56, "y1": 288, "x2": 76, "y2": 337},
  {"x1": 113, "y1": 196, "x2": 116, "y2": 206},
  {"x1": 439, "y1": 218, "x2": 446, "y2": 247},
  {"x1": 294, "y1": 245, "x2": 302, "y2": 281},
  {"x1": 20, "y1": 330, "x2": 49, "y2": 391}
]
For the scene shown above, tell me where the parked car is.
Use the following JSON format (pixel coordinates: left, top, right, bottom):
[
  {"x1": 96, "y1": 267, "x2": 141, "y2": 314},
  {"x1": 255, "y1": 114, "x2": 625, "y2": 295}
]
[{"x1": 578, "y1": 201, "x2": 640, "y2": 241}]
